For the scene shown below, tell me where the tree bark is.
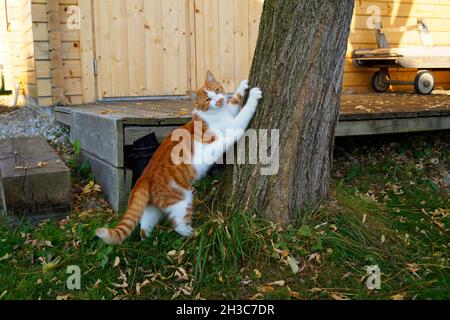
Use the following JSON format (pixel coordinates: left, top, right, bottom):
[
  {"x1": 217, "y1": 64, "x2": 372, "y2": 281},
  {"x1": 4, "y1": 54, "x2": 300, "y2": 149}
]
[{"x1": 216, "y1": 0, "x2": 355, "y2": 224}]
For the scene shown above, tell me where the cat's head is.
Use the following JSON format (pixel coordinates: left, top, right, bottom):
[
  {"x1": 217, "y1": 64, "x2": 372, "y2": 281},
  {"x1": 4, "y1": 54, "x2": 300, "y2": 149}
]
[{"x1": 187, "y1": 71, "x2": 226, "y2": 112}]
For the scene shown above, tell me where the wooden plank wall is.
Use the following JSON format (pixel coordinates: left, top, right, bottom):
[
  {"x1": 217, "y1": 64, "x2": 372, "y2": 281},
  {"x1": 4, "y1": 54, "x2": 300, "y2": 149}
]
[
  {"x1": 0, "y1": 0, "x2": 35, "y2": 105},
  {"x1": 345, "y1": 0, "x2": 450, "y2": 92},
  {"x1": 92, "y1": 0, "x2": 192, "y2": 98},
  {"x1": 14, "y1": 0, "x2": 450, "y2": 107},
  {"x1": 31, "y1": 0, "x2": 82, "y2": 106},
  {"x1": 193, "y1": 0, "x2": 263, "y2": 92}
]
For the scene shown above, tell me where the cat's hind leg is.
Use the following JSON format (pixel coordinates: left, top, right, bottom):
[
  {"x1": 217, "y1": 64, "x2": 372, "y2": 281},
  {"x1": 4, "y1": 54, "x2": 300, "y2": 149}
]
[
  {"x1": 140, "y1": 205, "x2": 163, "y2": 240},
  {"x1": 164, "y1": 189, "x2": 194, "y2": 237}
]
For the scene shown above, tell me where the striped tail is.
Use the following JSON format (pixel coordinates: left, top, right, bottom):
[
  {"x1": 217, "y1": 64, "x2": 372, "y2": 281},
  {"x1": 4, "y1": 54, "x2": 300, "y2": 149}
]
[{"x1": 96, "y1": 187, "x2": 149, "y2": 245}]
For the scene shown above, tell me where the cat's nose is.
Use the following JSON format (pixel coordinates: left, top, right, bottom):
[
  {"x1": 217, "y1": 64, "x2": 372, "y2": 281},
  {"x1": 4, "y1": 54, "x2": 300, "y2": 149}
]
[{"x1": 216, "y1": 98, "x2": 224, "y2": 107}]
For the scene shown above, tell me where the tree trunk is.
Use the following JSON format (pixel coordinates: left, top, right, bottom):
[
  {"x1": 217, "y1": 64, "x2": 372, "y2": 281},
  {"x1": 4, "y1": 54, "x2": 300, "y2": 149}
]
[{"x1": 216, "y1": 0, "x2": 355, "y2": 224}]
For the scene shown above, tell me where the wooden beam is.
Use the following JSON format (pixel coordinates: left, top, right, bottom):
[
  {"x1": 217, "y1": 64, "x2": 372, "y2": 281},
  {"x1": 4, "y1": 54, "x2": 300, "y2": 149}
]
[
  {"x1": 79, "y1": 0, "x2": 97, "y2": 103},
  {"x1": 336, "y1": 116, "x2": 450, "y2": 137},
  {"x1": 47, "y1": 0, "x2": 66, "y2": 105}
]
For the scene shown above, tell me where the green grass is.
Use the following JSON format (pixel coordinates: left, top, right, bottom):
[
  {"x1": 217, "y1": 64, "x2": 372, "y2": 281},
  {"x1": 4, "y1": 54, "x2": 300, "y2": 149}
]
[{"x1": 0, "y1": 133, "x2": 448, "y2": 300}]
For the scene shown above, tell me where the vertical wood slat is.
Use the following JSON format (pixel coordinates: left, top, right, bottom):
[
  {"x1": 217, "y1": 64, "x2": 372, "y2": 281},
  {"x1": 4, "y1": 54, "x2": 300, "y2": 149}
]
[
  {"x1": 204, "y1": 0, "x2": 220, "y2": 83},
  {"x1": 47, "y1": 0, "x2": 66, "y2": 105},
  {"x1": 193, "y1": 0, "x2": 205, "y2": 89},
  {"x1": 178, "y1": 0, "x2": 189, "y2": 94},
  {"x1": 234, "y1": 0, "x2": 250, "y2": 83},
  {"x1": 162, "y1": 0, "x2": 179, "y2": 94},
  {"x1": 219, "y1": 0, "x2": 235, "y2": 89},
  {"x1": 79, "y1": 0, "x2": 96, "y2": 103},
  {"x1": 249, "y1": 0, "x2": 263, "y2": 66},
  {"x1": 109, "y1": 0, "x2": 129, "y2": 97},
  {"x1": 187, "y1": 0, "x2": 197, "y2": 91},
  {"x1": 127, "y1": 0, "x2": 146, "y2": 96},
  {"x1": 194, "y1": 0, "x2": 263, "y2": 92},
  {"x1": 94, "y1": 0, "x2": 111, "y2": 99},
  {"x1": 144, "y1": 0, "x2": 163, "y2": 95}
]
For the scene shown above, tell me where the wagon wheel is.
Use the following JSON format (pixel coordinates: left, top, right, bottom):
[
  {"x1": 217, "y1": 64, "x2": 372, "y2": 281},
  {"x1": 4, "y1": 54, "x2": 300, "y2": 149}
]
[
  {"x1": 414, "y1": 70, "x2": 435, "y2": 95},
  {"x1": 371, "y1": 71, "x2": 390, "y2": 93}
]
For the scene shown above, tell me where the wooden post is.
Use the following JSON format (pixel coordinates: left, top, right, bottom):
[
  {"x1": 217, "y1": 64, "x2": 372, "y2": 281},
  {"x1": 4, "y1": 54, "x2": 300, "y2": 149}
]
[{"x1": 47, "y1": 0, "x2": 66, "y2": 105}]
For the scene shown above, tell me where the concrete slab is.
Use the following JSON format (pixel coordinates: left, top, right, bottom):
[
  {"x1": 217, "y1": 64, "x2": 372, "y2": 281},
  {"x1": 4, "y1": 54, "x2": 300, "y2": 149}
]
[{"x1": 81, "y1": 151, "x2": 132, "y2": 212}]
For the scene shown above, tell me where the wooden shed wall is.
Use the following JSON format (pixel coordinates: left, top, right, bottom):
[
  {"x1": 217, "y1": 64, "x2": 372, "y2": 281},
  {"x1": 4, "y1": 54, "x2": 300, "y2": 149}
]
[
  {"x1": 31, "y1": 0, "x2": 82, "y2": 107},
  {"x1": 0, "y1": 0, "x2": 34, "y2": 105},
  {"x1": 19, "y1": 0, "x2": 450, "y2": 106},
  {"x1": 346, "y1": 0, "x2": 450, "y2": 92}
]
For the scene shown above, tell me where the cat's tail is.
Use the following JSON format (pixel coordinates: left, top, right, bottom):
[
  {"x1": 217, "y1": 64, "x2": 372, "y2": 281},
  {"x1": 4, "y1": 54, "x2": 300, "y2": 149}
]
[{"x1": 96, "y1": 186, "x2": 149, "y2": 245}]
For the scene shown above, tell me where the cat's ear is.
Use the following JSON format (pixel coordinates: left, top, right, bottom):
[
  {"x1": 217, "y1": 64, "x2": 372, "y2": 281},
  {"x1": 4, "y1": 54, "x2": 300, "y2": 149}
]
[
  {"x1": 206, "y1": 70, "x2": 218, "y2": 84},
  {"x1": 186, "y1": 91, "x2": 199, "y2": 102}
]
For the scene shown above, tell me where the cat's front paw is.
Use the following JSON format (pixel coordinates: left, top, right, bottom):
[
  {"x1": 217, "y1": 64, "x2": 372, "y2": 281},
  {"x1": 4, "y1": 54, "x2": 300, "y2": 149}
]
[
  {"x1": 237, "y1": 80, "x2": 249, "y2": 94},
  {"x1": 249, "y1": 87, "x2": 263, "y2": 100}
]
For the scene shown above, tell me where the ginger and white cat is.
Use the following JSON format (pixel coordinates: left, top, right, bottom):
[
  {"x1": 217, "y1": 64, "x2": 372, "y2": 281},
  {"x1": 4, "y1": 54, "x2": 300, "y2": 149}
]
[{"x1": 96, "y1": 71, "x2": 262, "y2": 244}]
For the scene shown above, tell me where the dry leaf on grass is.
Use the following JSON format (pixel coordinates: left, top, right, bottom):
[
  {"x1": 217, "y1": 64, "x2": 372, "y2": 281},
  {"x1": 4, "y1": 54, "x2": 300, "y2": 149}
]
[
  {"x1": 391, "y1": 292, "x2": 407, "y2": 300},
  {"x1": 267, "y1": 280, "x2": 285, "y2": 287},
  {"x1": 287, "y1": 256, "x2": 299, "y2": 274},
  {"x1": 175, "y1": 267, "x2": 189, "y2": 281},
  {"x1": 330, "y1": 292, "x2": 350, "y2": 300},
  {"x1": 113, "y1": 256, "x2": 120, "y2": 268}
]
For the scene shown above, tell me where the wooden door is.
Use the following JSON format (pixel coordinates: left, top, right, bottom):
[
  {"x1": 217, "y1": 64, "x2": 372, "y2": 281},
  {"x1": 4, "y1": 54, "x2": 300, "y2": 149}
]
[
  {"x1": 193, "y1": 0, "x2": 263, "y2": 92},
  {"x1": 93, "y1": 0, "x2": 192, "y2": 98}
]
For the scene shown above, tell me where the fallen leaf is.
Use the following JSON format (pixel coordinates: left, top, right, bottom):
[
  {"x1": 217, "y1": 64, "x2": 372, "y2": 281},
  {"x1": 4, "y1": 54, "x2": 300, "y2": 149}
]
[
  {"x1": 56, "y1": 294, "x2": 71, "y2": 300},
  {"x1": 330, "y1": 292, "x2": 350, "y2": 300},
  {"x1": 175, "y1": 267, "x2": 189, "y2": 281},
  {"x1": 253, "y1": 269, "x2": 262, "y2": 279},
  {"x1": 178, "y1": 108, "x2": 190, "y2": 116},
  {"x1": 177, "y1": 250, "x2": 185, "y2": 265},
  {"x1": 167, "y1": 250, "x2": 177, "y2": 257},
  {"x1": 287, "y1": 256, "x2": 299, "y2": 274},
  {"x1": 247, "y1": 293, "x2": 264, "y2": 300},
  {"x1": 111, "y1": 282, "x2": 128, "y2": 288},
  {"x1": 135, "y1": 283, "x2": 142, "y2": 296},
  {"x1": 267, "y1": 280, "x2": 285, "y2": 287},
  {"x1": 93, "y1": 279, "x2": 102, "y2": 288},
  {"x1": 406, "y1": 263, "x2": 421, "y2": 275},
  {"x1": 113, "y1": 256, "x2": 120, "y2": 268},
  {"x1": 43, "y1": 240, "x2": 53, "y2": 247},
  {"x1": 36, "y1": 162, "x2": 48, "y2": 168},
  {"x1": 42, "y1": 258, "x2": 60, "y2": 273},
  {"x1": 391, "y1": 292, "x2": 406, "y2": 300}
]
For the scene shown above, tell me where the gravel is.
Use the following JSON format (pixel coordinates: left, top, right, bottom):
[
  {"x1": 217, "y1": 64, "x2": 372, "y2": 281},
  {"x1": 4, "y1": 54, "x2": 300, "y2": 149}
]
[{"x1": 0, "y1": 106, "x2": 69, "y2": 145}]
